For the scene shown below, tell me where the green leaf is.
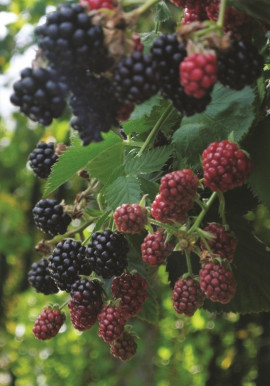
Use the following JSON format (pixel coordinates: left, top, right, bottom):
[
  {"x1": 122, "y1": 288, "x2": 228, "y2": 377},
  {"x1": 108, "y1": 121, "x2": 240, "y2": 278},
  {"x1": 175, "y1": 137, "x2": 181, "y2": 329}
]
[
  {"x1": 233, "y1": 0, "x2": 270, "y2": 23},
  {"x1": 125, "y1": 146, "x2": 173, "y2": 176},
  {"x1": 92, "y1": 211, "x2": 112, "y2": 233},
  {"x1": 104, "y1": 176, "x2": 142, "y2": 209},
  {"x1": 139, "y1": 177, "x2": 159, "y2": 203},
  {"x1": 43, "y1": 132, "x2": 122, "y2": 196},
  {"x1": 173, "y1": 84, "x2": 256, "y2": 170},
  {"x1": 140, "y1": 32, "x2": 159, "y2": 53},
  {"x1": 86, "y1": 142, "x2": 124, "y2": 185},
  {"x1": 154, "y1": 0, "x2": 172, "y2": 22},
  {"x1": 248, "y1": 118, "x2": 270, "y2": 209}
]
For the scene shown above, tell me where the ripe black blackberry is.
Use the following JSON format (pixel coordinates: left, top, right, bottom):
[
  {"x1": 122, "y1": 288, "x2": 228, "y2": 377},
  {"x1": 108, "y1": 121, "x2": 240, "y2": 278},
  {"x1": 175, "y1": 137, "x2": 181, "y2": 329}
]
[
  {"x1": 32, "y1": 199, "x2": 71, "y2": 237},
  {"x1": 217, "y1": 40, "x2": 264, "y2": 90},
  {"x1": 48, "y1": 239, "x2": 90, "y2": 292},
  {"x1": 10, "y1": 67, "x2": 68, "y2": 125},
  {"x1": 69, "y1": 278, "x2": 103, "y2": 331},
  {"x1": 28, "y1": 141, "x2": 58, "y2": 179},
  {"x1": 86, "y1": 230, "x2": 129, "y2": 279},
  {"x1": 35, "y1": 3, "x2": 111, "y2": 75},
  {"x1": 151, "y1": 34, "x2": 211, "y2": 115},
  {"x1": 69, "y1": 72, "x2": 120, "y2": 145},
  {"x1": 28, "y1": 258, "x2": 59, "y2": 295},
  {"x1": 113, "y1": 51, "x2": 159, "y2": 104}
]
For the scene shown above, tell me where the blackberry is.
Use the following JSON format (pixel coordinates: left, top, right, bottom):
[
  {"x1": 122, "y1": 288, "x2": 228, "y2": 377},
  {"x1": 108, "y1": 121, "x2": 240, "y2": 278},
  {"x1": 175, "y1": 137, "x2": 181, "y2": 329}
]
[
  {"x1": 113, "y1": 51, "x2": 159, "y2": 104},
  {"x1": 182, "y1": 2, "x2": 209, "y2": 24},
  {"x1": 199, "y1": 262, "x2": 237, "y2": 304},
  {"x1": 35, "y1": 4, "x2": 110, "y2": 74},
  {"x1": 28, "y1": 141, "x2": 58, "y2": 179},
  {"x1": 150, "y1": 34, "x2": 211, "y2": 115},
  {"x1": 151, "y1": 194, "x2": 193, "y2": 224},
  {"x1": 86, "y1": 230, "x2": 129, "y2": 279},
  {"x1": 32, "y1": 199, "x2": 71, "y2": 236},
  {"x1": 33, "y1": 307, "x2": 66, "y2": 340},
  {"x1": 69, "y1": 73, "x2": 120, "y2": 145},
  {"x1": 110, "y1": 331, "x2": 137, "y2": 361},
  {"x1": 217, "y1": 40, "x2": 264, "y2": 90},
  {"x1": 172, "y1": 277, "x2": 205, "y2": 316},
  {"x1": 202, "y1": 140, "x2": 253, "y2": 192},
  {"x1": 68, "y1": 278, "x2": 103, "y2": 331},
  {"x1": 98, "y1": 305, "x2": 127, "y2": 343},
  {"x1": 200, "y1": 223, "x2": 238, "y2": 263},
  {"x1": 10, "y1": 67, "x2": 68, "y2": 126},
  {"x1": 48, "y1": 239, "x2": 89, "y2": 292},
  {"x1": 159, "y1": 169, "x2": 199, "y2": 203},
  {"x1": 113, "y1": 203, "x2": 148, "y2": 234},
  {"x1": 141, "y1": 231, "x2": 175, "y2": 266},
  {"x1": 111, "y1": 273, "x2": 148, "y2": 317},
  {"x1": 28, "y1": 258, "x2": 59, "y2": 295},
  {"x1": 81, "y1": 0, "x2": 117, "y2": 10}
]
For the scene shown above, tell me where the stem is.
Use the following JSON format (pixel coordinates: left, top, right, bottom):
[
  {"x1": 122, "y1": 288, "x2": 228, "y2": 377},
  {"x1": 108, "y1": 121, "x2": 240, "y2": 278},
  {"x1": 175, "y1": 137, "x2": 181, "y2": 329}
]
[
  {"x1": 155, "y1": 21, "x2": 160, "y2": 34},
  {"x1": 121, "y1": 0, "x2": 144, "y2": 6},
  {"x1": 127, "y1": 0, "x2": 159, "y2": 16},
  {"x1": 47, "y1": 218, "x2": 94, "y2": 245},
  {"x1": 192, "y1": 25, "x2": 219, "y2": 38},
  {"x1": 217, "y1": 0, "x2": 227, "y2": 28},
  {"x1": 217, "y1": 191, "x2": 227, "y2": 225},
  {"x1": 185, "y1": 251, "x2": 193, "y2": 276},
  {"x1": 188, "y1": 192, "x2": 217, "y2": 234},
  {"x1": 149, "y1": 218, "x2": 178, "y2": 234},
  {"x1": 197, "y1": 228, "x2": 213, "y2": 254},
  {"x1": 59, "y1": 297, "x2": 70, "y2": 311},
  {"x1": 138, "y1": 104, "x2": 174, "y2": 156}
]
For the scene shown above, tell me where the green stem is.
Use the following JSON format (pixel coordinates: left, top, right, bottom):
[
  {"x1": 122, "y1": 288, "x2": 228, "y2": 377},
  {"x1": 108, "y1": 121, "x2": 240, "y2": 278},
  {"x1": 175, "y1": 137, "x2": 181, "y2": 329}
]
[
  {"x1": 149, "y1": 218, "x2": 178, "y2": 234},
  {"x1": 217, "y1": 191, "x2": 227, "y2": 225},
  {"x1": 121, "y1": 0, "x2": 144, "y2": 6},
  {"x1": 188, "y1": 192, "x2": 217, "y2": 234},
  {"x1": 59, "y1": 297, "x2": 70, "y2": 311},
  {"x1": 217, "y1": 0, "x2": 227, "y2": 28},
  {"x1": 47, "y1": 218, "x2": 94, "y2": 245},
  {"x1": 185, "y1": 251, "x2": 193, "y2": 276},
  {"x1": 193, "y1": 25, "x2": 219, "y2": 38},
  {"x1": 138, "y1": 104, "x2": 174, "y2": 156},
  {"x1": 155, "y1": 21, "x2": 160, "y2": 34},
  {"x1": 197, "y1": 228, "x2": 213, "y2": 254},
  {"x1": 127, "y1": 0, "x2": 159, "y2": 16}
]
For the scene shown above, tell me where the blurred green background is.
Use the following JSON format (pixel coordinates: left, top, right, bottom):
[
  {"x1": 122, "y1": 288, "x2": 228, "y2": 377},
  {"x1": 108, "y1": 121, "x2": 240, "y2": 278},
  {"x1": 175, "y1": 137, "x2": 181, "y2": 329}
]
[{"x1": 1, "y1": 0, "x2": 270, "y2": 385}]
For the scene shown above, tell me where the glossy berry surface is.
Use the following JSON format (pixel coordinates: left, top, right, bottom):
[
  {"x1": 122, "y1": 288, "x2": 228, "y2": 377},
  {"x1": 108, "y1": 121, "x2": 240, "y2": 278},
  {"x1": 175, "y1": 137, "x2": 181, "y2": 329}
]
[
  {"x1": 32, "y1": 199, "x2": 71, "y2": 236},
  {"x1": 111, "y1": 273, "x2": 148, "y2": 317},
  {"x1": 151, "y1": 194, "x2": 193, "y2": 224},
  {"x1": 28, "y1": 142, "x2": 58, "y2": 179},
  {"x1": 180, "y1": 53, "x2": 217, "y2": 98},
  {"x1": 172, "y1": 277, "x2": 205, "y2": 316},
  {"x1": 202, "y1": 140, "x2": 253, "y2": 192},
  {"x1": 28, "y1": 258, "x2": 58, "y2": 295},
  {"x1": 200, "y1": 223, "x2": 238, "y2": 263},
  {"x1": 199, "y1": 263, "x2": 237, "y2": 304},
  {"x1": 33, "y1": 308, "x2": 65, "y2": 340},
  {"x1": 98, "y1": 305, "x2": 127, "y2": 343},
  {"x1": 159, "y1": 169, "x2": 199, "y2": 203},
  {"x1": 86, "y1": 230, "x2": 129, "y2": 278},
  {"x1": 141, "y1": 231, "x2": 175, "y2": 266},
  {"x1": 113, "y1": 204, "x2": 148, "y2": 234},
  {"x1": 110, "y1": 332, "x2": 137, "y2": 361}
]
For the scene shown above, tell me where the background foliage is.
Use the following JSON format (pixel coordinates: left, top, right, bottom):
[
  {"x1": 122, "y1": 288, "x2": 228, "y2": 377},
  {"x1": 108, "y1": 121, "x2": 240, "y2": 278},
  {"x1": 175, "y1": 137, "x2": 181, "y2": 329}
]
[{"x1": 1, "y1": 0, "x2": 270, "y2": 385}]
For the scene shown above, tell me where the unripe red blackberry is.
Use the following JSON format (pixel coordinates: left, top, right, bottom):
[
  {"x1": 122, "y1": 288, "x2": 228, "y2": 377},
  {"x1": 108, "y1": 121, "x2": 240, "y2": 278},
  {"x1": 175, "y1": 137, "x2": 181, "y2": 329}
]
[
  {"x1": 141, "y1": 231, "x2": 175, "y2": 266},
  {"x1": 32, "y1": 199, "x2": 72, "y2": 237},
  {"x1": 33, "y1": 307, "x2": 65, "y2": 340},
  {"x1": 80, "y1": 0, "x2": 117, "y2": 10},
  {"x1": 98, "y1": 305, "x2": 127, "y2": 343},
  {"x1": 86, "y1": 230, "x2": 129, "y2": 279},
  {"x1": 113, "y1": 204, "x2": 148, "y2": 234},
  {"x1": 68, "y1": 278, "x2": 103, "y2": 331},
  {"x1": 110, "y1": 331, "x2": 137, "y2": 361},
  {"x1": 28, "y1": 141, "x2": 58, "y2": 179},
  {"x1": 202, "y1": 140, "x2": 253, "y2": 192},
  {"x1": 199, "y1": 262, "x2": 237, "y2": 304},
  {"x1": 170, "y1": 0, "x2": 197, "y2": 8},
  {"x1": 48, "y1": 239, "x2": 90, "y2": 292},
  {"x1": 111, "y1": 273, "x2": 148, "y2": 317},
  {"x1": 200, "y1": 223, "x2": 237, "y2": 263},
  {"x1": 10, "y1": 67, "x2": 68, "y2": 126},
  {"x1": 217, "y1": 41, "x2": 264, "y2": 90},
  {"x1": 172, "y1": 277, "x2": 205, "y2": 316},
  {"x1": 132, "y1": 33, "x2": 144, "y2": 52},
  {"x1": 28, "y1": 258, "x2": 59, "y2": 295},
  {"x1": 180, "y1": 53, "x2": 217, "y2": 98},
  {"x1": 113, "y1": 51, "x2": 159, "y2": 104},
  {"x1": 181, "y1": 1, "x2": 209, "y2": 24},
  {"x1": 151, "y1": 194, "x2": 193, "y2": 224},
  {"x1": 159, "y1": 169, "x2": 199, "y2": 203}
]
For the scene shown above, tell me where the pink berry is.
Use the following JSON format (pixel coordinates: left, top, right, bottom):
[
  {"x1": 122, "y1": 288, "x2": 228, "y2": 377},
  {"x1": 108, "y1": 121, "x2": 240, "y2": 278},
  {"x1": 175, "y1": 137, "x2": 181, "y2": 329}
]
[
  {"x1": 33, "y1": 308, "x2": 65, "y2": 340},
  {"x1": 113, "y1": 203, "x2": 148, "y2": 234},
  {"x1": 172, "y1": 277, "x2": 205, "y2": 316},
  {"x1": 141, "y1": 231, "x2": 175, "y2": 266}
]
